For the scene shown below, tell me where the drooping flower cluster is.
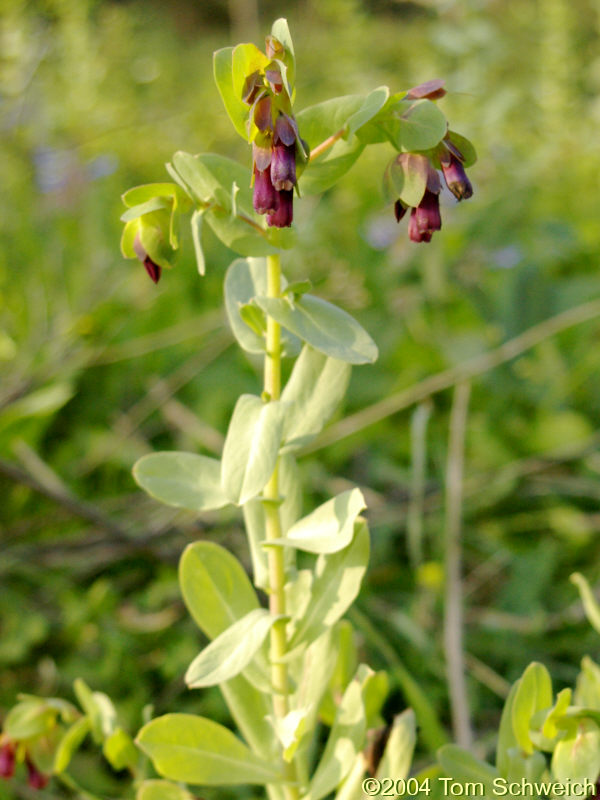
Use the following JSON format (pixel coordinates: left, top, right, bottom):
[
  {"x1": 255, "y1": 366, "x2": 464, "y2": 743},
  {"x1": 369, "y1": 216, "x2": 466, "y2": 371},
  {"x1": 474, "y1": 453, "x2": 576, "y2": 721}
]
[
  {"x1": 393, "y1": 135, "x2": 473, "y2": 244},
  {"x1": 0, "y1": 739, "x2": 48, "y2": 790},
  {"x1": 242, "y1": 35, "x2": 306, "y2": 228}
]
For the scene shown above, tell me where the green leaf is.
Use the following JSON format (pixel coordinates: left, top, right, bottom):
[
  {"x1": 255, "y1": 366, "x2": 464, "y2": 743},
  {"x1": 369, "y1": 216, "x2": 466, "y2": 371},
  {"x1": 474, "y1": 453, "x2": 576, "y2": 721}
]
[
  {"x1": 231, "y1": 43, "x2": 269, "y2": 135},
  {"x1": 305, "y1": 677, "x2": 367, "y2": 800},
  {"x1": 122, "y1": 183, "x2": 180, "y2": 207},
  {"x1": 244, "y1": 453, "x2": 301, "y2": 589},
  {"x1": 345, "y1": 86, "x2": 389, "y2": 138},
  {"x1": 133, "y1": 452, "x2": 228, "y2": 512},
  {"x1": 218, "y1": 674, "x2": 278, "y2": 762},
  {"x1": 224, "y1": 257, "x2": 301, "y2": 356},
  {"x1": 496, "y1": 680, "x2": 520, "y2": 777},
  {"x1": 296, "y1": 96, "x2": 367, "y2": 195},
  {"x1": 213, "y1": 47, "x2": 250, "y2": 140},
  {"x1": 334, "y1": 754, "x2": 367, "y2": 800},
  {"x1": 541, "y1": 687, "x2": 572, "y2": 740},
  {"x1": 120, "y1": 196, "x2": 170, "y2": 222},
  {"x1": 551, "y1": 722, "x2": 600, "y2": 786},
  {"x1": 179, "y1": 541, "x2": 259, "y2": 639},
  {"x1": 191, "y1": 209, "x2": 206, "y2": 276},
  {"x1": 102, "y1": 726, "x2": 138, "y2": 771},
  {"x1": 291, "y1": 627, "x2": 339, "y2": 740},
  {"x1": 362, "y1": 670, "x2": 389, "y2": 729},
  {"x1": 271, "y1": 18, "x2": 296, "y2": 89},
  {"x1": 289, "y1": 519, "x2": 370, "y2": 649},
  {"x1": 255, "y1": 295, "x2": 378, "y2": 365},
  {"x1": 437, "y1": 745, "x2": 499, "y2": 796},
  {"x1": 268, "y1": 708, "x2": 308, "y2": 763},
  {"x1": 221, "y1": 394, "x2": 285, "y2": 505},
  {"x1": 74, "y1": 679, "x2": 117, "y2": 744},
  {"x1": 511, "y1": 662, "x2": 553, "y2": 755},
  {"x1": 3, "y1": 700, "x2": 57, "y2": 741},
  {"x1": 376, "y1": 709, "x2": 416, "y2": 781},
  {"x1": 571, "y1": 573, "x2": 600, "y2": 635},
  {"x1": 137, "y1": 780, "x2": 195, "y2": 800},
  {"x1": 267, "y1": 489, "x2": 366, "y2": 553},
  {"x1": 185, "y1": 609, "x2": 283, "y2": 688},
  {"x1": 392, "y1": 99, "x2": 447, "y2": 151},
  {"x1": 446, "y1": 130, "x2": 477, "y2": 168},
  {"x1": 385, "y1": 153, "x2": 429, "y2": 207},
  {"x1": 575, "y1": 656, "x2": 600, "y2": 709},
  {"x1": 136, "y1": 714, "x2": 285, "y2": 786},
  {"x1": 280, "y1": 345, "x2": 351, "y2": 451},
  {"x1": 54, "y1": 717, "x2": 90, "y2": 773}
]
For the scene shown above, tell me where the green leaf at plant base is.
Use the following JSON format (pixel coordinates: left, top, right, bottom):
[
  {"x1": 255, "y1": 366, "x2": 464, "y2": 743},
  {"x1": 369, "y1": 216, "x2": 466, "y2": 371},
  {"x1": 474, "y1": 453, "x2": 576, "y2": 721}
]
[
  {"x1": 280, "y1": 345, "x2": 351, "y2": 451},
  {"x1": 304, "y1": 676, "x2": 367, "y2": 800},
  {"x1": 571, "y1": 573, "x2": 600, "y2": 635},
  {"x1": 551, "y1": 722, "x2": 600, "y2": 786},
  {"x1": 267, "y1": 489, "x2": 366, "y2": 553},
  {"x1": 179, "y1": 541, "x2": 259, "y2": 639},
  {"x1": 255, "y1": 295, "x2": 378, "y2": 365},
  {"x1": 244, "y1": 453, "x2": 302, "y2": 589},
  {"x1": 133, "y1": 452, "x2": 229, "y2": 512},
  {"x1": 511, "y1": 662, "x2": 553, "y2": 755},
  {"x1": 224, "y1": 257, "x2": 301, "y2": 356},
  {"x1": 137, "y1": 780, "x2": 195, "y2": 800},
  {"x1": 437, "y1": 745, "x2": 499, "y2": 797},
  {"x1": 54, "y1": 717, "x2": 90, "y2": 773},
  {"x1": 221, "y1": 394, "x2": 285, "y2": 505},
  {"x1": 213, "y1": 47, "x2": 251, "y2": 140},
  {"x1": 136, "y1": 714, "x2": 285, "y2": 786},
  {"x1": 289, "y1": 519, "x2": 370, "y2": 649},
  {"x1": 185, "y1": 609, "x2": 284, "y2": 688},
  {"x1": 376, "y1": 709, "x2": 416, "y2": 781}
]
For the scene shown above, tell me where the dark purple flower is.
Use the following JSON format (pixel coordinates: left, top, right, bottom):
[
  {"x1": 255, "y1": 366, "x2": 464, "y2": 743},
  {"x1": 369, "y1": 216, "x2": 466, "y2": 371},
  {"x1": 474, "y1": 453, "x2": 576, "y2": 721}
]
[
  {"x1": 408, "y1": 209, "x2": 432, "y2": 243},
  {"x1": 270, "y1": 142, "x2": 296, "y2": 191},
  {"x1": 394, "y1": 200, "x2": 408, "y2": 222},
  {"x1": 0, "y1": 742, "x2": 15, "y2": 779},
  {"x1": 414, "y1": 189, "x2": 441, "y2": 235},
  {"x1": 267, "y1": 190, "x2": 293, "y2": 228},
  {"x1": 26, "y1": 757, "x2": 48, "y2": 790},
  {"x1": 253, "y1": 166, "x2": 278, "y2": 215},
  {"x1": 133, "y1": 233, "x2": 161, "y2": 283},
  {"x1": 441, "y1": 154, "x2": 473, "y2": 200}
]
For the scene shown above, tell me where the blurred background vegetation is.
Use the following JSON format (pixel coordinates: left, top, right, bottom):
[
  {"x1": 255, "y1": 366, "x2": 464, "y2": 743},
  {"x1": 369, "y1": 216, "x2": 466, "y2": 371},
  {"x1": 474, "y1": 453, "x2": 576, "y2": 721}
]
[{"x1": 2, "y1": 0, "x2": 600, "y2": 795}]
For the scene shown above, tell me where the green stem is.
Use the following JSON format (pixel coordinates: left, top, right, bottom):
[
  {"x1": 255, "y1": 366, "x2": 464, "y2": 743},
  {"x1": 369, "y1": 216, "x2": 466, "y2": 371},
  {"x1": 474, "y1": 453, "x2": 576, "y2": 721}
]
[{"x1": 263, "y1": 252, "x2": 300, "y2": 799}]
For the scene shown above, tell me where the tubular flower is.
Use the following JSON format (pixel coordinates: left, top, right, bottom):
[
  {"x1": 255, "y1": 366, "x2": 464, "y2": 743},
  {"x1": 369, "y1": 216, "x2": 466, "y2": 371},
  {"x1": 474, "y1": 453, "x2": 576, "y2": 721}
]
[
  {"x1": 411, "y1": 189, "x2": 442, "y2": 242},
  {"x1": 134, "y1": 232, "x2": 162, "y2": 284},
  {"x1": 0, "y1": 741, "x2": 15, "y2": 779},
  {"x1": 25, "y1": 757, "x2": 48, "y2": 790},
  {"x1": 392, "y1": 157, "x2": 442, "y2": 243},
  {"x1": 441, "y1": 152, "x2": 473, "y2": 200}
]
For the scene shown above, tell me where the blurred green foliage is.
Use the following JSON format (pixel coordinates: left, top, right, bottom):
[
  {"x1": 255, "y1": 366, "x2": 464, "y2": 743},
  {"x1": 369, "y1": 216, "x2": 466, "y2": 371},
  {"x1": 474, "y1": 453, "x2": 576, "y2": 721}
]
[{"x1": 2, "y1": 0, "x2": 600, "y2": 794}]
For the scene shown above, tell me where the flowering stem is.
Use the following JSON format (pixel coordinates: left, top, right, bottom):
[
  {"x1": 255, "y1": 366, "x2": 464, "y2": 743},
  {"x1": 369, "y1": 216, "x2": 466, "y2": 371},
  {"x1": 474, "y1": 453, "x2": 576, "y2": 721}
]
[
  {"x1": 263, "y1": 253, "x2": 300, "y2": 798},
  {"x1": 309, "y1": 127, "x2": 346, "y2": 161}
]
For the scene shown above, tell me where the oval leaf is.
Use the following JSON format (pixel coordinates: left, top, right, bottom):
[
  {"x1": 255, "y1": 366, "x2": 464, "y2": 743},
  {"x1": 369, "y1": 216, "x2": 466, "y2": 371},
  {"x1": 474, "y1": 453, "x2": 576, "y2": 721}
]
[
  {"x1": 346, "y1": 86, "x2": 390, "y2": 138},
  {"x1": 54, "y1": 717, "x2": 91, "y2": 774},
  {"x1": 221, "y1": 394, "x2": 285, "y2": 505},
  {"x1": 281, "y1": 345, "x2": 351, "y2": 451},
  {"x1": 133, "y1": 452, "x2": 228, "y2": 512},
  {"x1": 395, "y1": 99, "x2": 447, "y2": 151},
  {"x1": 136, "y1": 714, "x2": 285, "y2": 786},
  {"x1": 289, "y1": 519, "x2": 370, "y2": 649},
  {"x1": 511, "y1": 662, "x2": 553, "y2": 755},
  {"x1": 137, "y1": 780, "x2": 195, "y2": 800},
  {"x1": 375, "y1": 709, "x2": 416, "y2": 781},
  {"x1": 179, "y1": 541, "x2": 259, "y2": 639},
  {"x1": 255, "y1": 295, "x2": 378, "y2": 365},
  {"x1": 268, "y1": 489, "x2": 366, "y2": 553},
  {"x1": 185, "y1": 609, "x2": 282, "y2": 688},
  {"x1": 213, "y1": 47, "x2": 249, "y2": 140}
]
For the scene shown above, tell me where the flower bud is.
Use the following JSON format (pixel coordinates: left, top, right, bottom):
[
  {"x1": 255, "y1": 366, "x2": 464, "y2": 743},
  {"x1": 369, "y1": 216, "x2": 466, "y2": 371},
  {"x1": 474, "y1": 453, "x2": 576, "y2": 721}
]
[
  {"x1": 0, "y1": 742, "x2": 15, "y2": 779},
  {"x1": 394, "y1": 200, "x2": 408, "y2": 223},
  {"x1": 270, "y1": 143, "x2": 296, "y2": 191},
  {"x1": 267, "y1": 190, "x2": 293, "y2": 228},
  {"x1": 253, "y1": 166, "x2": 278, "y2": 215},
  {"x1": 133, "y1": 233, "x2": 161, "y2": 283},
  {"x1": 26, "y1": 757, "x2": 48, "y2": 790},
  {"x1": 441, "y1": 154, "x2": 473, "y2": 200}
]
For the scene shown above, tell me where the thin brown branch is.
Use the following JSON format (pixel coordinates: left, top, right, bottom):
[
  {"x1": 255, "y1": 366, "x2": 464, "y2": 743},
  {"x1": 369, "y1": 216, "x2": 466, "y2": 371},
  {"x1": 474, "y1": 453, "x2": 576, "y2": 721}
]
[
  {"x1": 443, "y1": 381, "x2": 472, "y2": 748},
  {"x1": 306, "y1": 297, "x2": 600, "y2": 452}
]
